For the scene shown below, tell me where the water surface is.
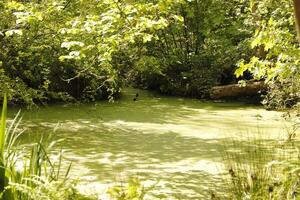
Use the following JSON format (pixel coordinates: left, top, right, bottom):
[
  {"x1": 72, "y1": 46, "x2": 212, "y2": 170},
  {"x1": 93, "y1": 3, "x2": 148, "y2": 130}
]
[{"x1": 11, "y1": 88, "x2": 291, "y2": 199}]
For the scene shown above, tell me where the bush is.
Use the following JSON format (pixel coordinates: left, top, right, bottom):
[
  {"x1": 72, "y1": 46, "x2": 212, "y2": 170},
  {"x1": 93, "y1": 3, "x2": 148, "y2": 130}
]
[
  {"x1": 162, "y1": 54, "x2": 219, "y2": 98},
  {"x1": 108, "y1": 178, "x2": 146, "y2": 200},
  {"x1": 262, "y1": 80, "x2": 300, "y2": 110},
  {"x1": 128, "y1": 56, "x2": 165, "y2": 90}
]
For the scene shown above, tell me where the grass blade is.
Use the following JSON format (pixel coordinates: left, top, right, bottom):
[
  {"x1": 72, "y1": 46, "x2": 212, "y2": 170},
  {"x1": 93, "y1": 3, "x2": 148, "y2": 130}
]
[
  {"x1": 0, "y1": 94, "x2": 7, "y2": 196},
  {"x1": 0, "y1": 94, "x2": 7, "y2": 161}
]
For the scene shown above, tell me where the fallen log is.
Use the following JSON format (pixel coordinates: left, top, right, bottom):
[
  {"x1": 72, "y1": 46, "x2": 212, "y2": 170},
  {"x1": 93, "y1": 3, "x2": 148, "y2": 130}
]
[{"x1": 210, "y1": 81, "x2": 267, "y2": 99}]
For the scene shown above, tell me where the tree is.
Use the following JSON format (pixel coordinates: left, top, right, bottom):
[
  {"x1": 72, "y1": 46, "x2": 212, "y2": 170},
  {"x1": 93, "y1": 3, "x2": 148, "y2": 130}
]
[{"x1": 235, "y1": 0, "x2": 300, "y2": 108}]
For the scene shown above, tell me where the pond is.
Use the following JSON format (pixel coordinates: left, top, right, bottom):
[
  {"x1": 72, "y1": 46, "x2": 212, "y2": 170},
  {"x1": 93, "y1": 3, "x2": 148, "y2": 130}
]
[{"x1": 11, "y1": 88, "x2": 292, "y2": 199}]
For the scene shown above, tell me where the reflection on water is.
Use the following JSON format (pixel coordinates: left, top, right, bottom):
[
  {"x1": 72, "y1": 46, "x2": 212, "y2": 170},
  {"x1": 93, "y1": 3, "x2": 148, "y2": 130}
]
[{"x1": 10, "y1": 88, "x2": 291, "y2": 199}]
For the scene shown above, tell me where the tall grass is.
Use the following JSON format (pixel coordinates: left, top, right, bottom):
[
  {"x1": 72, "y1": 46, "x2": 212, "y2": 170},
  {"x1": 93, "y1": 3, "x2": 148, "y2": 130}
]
[
  {"x1": 0, "y1": 95, "x2": 92, "y2": 200},
  {"x1": 0, "y1": 94, "x2": 9, "y2": 199},
  {"x1": 222, "y1": 136, "x2": 300, "y2": 200}
]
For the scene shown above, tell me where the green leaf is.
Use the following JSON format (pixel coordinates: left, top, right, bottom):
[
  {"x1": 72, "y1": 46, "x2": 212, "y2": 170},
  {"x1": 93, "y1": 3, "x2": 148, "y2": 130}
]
[
  {"x1": 5, "y1": 29, "x2": 23, "y2": 36},
  {"x1": 142, "y1": 34, "x2": 153, "y2": 43}
]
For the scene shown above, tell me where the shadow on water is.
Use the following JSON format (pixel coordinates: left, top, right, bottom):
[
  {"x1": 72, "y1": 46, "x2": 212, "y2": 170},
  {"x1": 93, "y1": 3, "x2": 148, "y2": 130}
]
[
  {"x1": 63, "y1": 131, "x2": 225, "y2": 199},
  {"x1": 11, "y1": 88, "x2": 289, "y2": 199},
  {"x1": 26, "y1": 127, "x2": 284, "y2": 199},
  {"x1": 27, "y1": 127, "x2": 232, "y2": 199}
]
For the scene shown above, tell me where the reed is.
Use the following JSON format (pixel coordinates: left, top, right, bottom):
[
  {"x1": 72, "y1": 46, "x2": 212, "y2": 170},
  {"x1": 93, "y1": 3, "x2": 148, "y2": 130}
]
[
  {"x1": 0, "y1": 94, "x2": 9, "y2": 199},
  {"x1": 0, "y1": 95, "x2": 89, "y2": 200},
  {"x1": 222, "y1": 136, "x2": 300, "y2": 200}
]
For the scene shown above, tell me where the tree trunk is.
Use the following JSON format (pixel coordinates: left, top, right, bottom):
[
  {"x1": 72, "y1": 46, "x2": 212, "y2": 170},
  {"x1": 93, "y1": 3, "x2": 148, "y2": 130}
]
[
  {"x1": 210, "y1": 81, "x2": 267, "y2": 99},
  {"x1": 294, "y1": 0, "x2": 300, "y2": 42}
]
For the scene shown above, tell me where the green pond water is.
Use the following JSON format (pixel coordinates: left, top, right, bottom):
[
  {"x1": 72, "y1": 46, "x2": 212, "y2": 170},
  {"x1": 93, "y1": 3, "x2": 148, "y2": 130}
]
[{"x1": 10, "y1": 88, "x2": 293, "y2": 199}]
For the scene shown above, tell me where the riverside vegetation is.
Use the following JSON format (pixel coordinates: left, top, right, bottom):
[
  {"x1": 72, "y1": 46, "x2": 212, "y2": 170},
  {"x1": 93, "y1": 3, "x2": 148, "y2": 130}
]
[
  {"x1": 0, "y1": 95, "x2": 83, "y2": 200},
  {"x1": 1, "y1": 0, "x2": 299, "y2": 109}
]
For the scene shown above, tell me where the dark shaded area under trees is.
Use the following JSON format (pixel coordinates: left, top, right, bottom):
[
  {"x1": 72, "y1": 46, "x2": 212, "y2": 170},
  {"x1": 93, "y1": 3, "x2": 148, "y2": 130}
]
[{"x1": 0, "y1": 0, "x2": 299, "y2": 109}]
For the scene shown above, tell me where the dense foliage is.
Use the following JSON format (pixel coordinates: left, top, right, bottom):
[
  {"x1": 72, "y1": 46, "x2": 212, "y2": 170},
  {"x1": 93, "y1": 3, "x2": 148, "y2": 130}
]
[
  {"x1": 124, "y1": 0, "x2": 252, "y2": 98},
  {"x1": 0, "y1": 0, "x2": 299, "y2": 108},
  {"x1": 0, "y1": 0, "x2": 182, "y2": 105},
  {"x1": 235, "y1": 0, "x2": 300, "y2": 108}
]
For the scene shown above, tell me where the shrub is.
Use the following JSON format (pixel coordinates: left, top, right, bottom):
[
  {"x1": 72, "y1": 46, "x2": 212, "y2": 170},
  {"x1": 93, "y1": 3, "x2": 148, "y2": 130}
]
[
  {"x1": 108, "y1": 178, "x2": 146, "y2": 200},
  {"x1": 262, "y1": 80, "x2": 300, "y2": 110}
]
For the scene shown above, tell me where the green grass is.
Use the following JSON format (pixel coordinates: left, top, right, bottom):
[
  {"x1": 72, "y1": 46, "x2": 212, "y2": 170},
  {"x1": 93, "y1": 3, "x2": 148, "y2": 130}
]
[
  {"x1": 0, "y1": 94, "x2": 9, "y2": 199},
  {"x1": 0, "y1": 95, "x2": 94, "y2": 200}
]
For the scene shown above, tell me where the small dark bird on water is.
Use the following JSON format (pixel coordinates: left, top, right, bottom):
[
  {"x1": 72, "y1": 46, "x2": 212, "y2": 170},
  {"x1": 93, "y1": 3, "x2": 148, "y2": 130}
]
[{"x1": 133, "y1": 93, "x2": 139, "y2": 101}]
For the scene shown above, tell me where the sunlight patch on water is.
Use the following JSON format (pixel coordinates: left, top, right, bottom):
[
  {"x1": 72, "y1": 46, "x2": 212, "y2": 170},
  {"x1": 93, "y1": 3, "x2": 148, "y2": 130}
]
[
  {"x1": 103, "y1": 120, "x2": 227, "y2": 139},
  {"x1": 129, "y1": 159, "x2": 224, "y2": 175},
  {"x1": 72, "y1": 156, "x2": 225, "y2": 199},
  {"x1": 102, "y1": 119, "x2": 287, "y2": 140}
]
